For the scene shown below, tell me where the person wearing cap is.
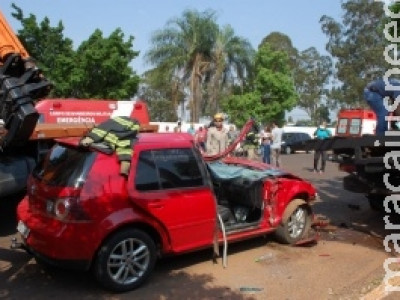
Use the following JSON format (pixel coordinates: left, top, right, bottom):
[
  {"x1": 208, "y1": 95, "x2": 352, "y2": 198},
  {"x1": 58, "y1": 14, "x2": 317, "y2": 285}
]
[{"x1": 206, "y1": 113, "x2": 229, "y2": 155}]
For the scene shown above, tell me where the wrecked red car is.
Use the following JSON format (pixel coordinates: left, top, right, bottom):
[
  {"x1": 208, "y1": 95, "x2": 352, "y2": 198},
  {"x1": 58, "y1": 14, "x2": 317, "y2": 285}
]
[{"x1": 15, "y1": 132, "x2": 317, "y2": 292}]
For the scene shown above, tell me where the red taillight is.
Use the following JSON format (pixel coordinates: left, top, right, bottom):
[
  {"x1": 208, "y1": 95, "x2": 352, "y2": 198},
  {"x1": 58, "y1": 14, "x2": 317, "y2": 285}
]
[
  {"x1": 54, "y1": 198, "x2": 71, "y2": 219},
  {"x1": 46, "y1": 197, "x2": 90, "y2": 222}
]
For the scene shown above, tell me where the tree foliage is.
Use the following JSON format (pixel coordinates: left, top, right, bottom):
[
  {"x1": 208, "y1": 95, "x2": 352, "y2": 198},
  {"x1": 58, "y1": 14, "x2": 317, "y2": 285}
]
[
  {"x1": 145, "y1": 9, "x2": 218, "y2": 122},
  {"x1": 259, "y1": 32, "x2": 298, "y2": 70},
  {"x1": 145, "y1": 9, "x2": 253, "y2": 122},
  {"x1": 320, "y1": 0, "x2": 388, "y2": 107},
  {"x1": 71, "y1": 29, "x2": 140, "y2": 99},
  {"x1": 138, "y1": 68, "x2": 180, "y2": 121},
  {"x1": 10, "y1": 4, "x2": 140, "y2": 99},
  {"x1": 221, "y1": 44, "x2": 297, "y2": 127},
  {"x1": 206, "y1": 24, "x2": 254, "y2": 114},
  {"x1": 10, "y1": 4, "x2": 75, "y2": 96},
  {"x1": 294, "y1": 47, "x2": 332, "y2": 124}
]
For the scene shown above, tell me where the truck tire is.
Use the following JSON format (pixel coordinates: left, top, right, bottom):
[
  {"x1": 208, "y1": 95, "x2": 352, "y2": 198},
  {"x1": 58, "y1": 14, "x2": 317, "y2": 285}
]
[
  {"x1": 274, "y1": 199, "x2": 312, "y2": 244},
  {"x1": 367, "y1": 194, "x2": 385, "y2": 212},
  {"x1": 93, "y1": 228, "x2": 157, "y2": 292}
]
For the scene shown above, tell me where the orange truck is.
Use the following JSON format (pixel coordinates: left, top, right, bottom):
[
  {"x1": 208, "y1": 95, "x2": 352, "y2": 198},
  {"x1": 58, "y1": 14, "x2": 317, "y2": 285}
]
[{"x1": 0, "y1": 10, "x2": 155, "y2": 197}]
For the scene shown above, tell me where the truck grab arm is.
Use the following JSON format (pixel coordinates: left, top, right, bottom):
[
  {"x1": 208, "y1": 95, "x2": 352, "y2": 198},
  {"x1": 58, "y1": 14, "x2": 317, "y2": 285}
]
[{"x1": 0, "y1": 10, "x2": 52, "y2": 150}]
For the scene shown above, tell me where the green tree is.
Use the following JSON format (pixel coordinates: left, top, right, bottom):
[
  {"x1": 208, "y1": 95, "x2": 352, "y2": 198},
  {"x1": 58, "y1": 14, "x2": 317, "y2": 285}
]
[
  {"x1": 320, "y1": 0, "x2": 388, "y2": 106},
  {"x1": 145, "y1": 97, "x2": 177, "y2": 122},
  {"x1": 206, "y1": 25, "x2": 254, "y2": 114},
  {"x1": 10, "y1": 4, "x2": 75, "y2": 96},
  {"x1": 315, "y1": 104, "x2": 331, "y2": 125},
  {"x1": 145, "y1": 9, "x2": 253, "y2": 122},
  {"x1": 146, "y1": 9, "x2": 219, "y2": 122},
  {"x1": 294, "y1": 47, "x2": 332, "y2": 124},
  {"x1": 11, "y1": 4, "x2": 140, "y2": 99},
  {"x1": 139, "y1": 68, "x2": 180, "y2": 121},
  {"x1": 221, "y1": 44, "x2": 297, "y2": 127},
  {"x1": 259, "y1": 32, "x2": 298, "y2": 70},
  {"x1": 71, "y1": 29, "x2": 140, "y2": 99}
]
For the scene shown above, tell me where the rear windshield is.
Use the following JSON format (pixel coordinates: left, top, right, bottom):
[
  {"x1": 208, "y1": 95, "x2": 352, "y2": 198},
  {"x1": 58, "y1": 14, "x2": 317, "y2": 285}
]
[{"x1": 33, "y1": 144, "x2": 96, "y2": 187}]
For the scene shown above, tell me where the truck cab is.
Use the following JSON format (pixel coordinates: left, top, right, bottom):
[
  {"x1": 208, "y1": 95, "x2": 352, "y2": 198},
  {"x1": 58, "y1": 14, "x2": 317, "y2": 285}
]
[{"x1": 336, "y1": 108, "x2": 376, "y2": 137}]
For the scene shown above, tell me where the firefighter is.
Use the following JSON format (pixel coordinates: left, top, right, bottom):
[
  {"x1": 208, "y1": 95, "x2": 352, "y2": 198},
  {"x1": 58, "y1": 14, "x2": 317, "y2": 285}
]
[
  {"x1": 80, "y1": 116, "x2": 140, "y2": 176},
  {"x1": 243, "y1": 127, "x2": 260, "y2": 160}
]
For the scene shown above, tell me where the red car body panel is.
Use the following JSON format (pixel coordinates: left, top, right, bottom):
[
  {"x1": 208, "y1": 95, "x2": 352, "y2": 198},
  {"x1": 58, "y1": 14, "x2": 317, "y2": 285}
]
[{"x1": 17, "y1": 133, "x2": 317, "y2": 268}]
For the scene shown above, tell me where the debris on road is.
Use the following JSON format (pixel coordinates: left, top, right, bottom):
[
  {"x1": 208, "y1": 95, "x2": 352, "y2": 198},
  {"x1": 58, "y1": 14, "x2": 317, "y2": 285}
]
[
  {"x1": 255, "y1": 253, "x2": 274, "y2": 262},
  {"x1": 239, "y1": 287, "x2": 264, "y2": 294}
]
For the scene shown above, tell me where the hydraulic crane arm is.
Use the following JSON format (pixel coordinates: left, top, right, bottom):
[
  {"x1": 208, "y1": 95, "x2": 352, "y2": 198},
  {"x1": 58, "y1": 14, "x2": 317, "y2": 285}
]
[
  {"x1": 0, "y1": 10, "x2": 52, "y2": 150},
  {"x1": 0, "y1": 10, "x2": 29, "y2": 61}
]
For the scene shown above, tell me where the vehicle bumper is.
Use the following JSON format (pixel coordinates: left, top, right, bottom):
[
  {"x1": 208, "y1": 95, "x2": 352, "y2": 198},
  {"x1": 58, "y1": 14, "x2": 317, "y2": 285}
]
[
  {"x1": 16, "y1": 198, "x2": 98, "y2": 270},
  {"x1": 11, "y1": 235, "x2": 91, "y2": 270}
]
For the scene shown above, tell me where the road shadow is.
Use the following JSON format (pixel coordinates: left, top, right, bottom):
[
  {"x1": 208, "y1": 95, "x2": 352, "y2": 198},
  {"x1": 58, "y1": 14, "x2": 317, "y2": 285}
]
[
  {"x1": 0, "y1": 237, "x2": 274, "y2": 300},
  {"x1": 0, "y1": 192, "x2": 24, "y2": 237},
  {"x1": 302, "y1": 171, "x2": 399, "y2": 253}
]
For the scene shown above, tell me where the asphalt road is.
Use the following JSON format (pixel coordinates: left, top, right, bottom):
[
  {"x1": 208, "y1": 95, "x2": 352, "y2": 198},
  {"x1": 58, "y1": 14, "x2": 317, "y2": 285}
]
[{"x1": 0, "y1": 152, "x2": 399, "y2": 299}]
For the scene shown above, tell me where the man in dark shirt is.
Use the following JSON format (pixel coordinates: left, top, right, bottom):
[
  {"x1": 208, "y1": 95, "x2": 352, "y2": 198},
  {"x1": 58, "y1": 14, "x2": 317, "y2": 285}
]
[{"x1": 364, "y1": 78, "x2": 400, "y2": 135}]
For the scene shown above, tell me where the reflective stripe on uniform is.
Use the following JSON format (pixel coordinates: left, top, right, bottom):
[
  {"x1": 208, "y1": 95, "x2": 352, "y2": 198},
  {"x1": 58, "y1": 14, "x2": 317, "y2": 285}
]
[
  {"x1": 113, "y1": 117, "x2": 140, "y2": 131},
  {"x1": 116, "y1": 148, "x2": 132, "y2": 156},
  {"x1": 91, "y1": 128, "x2": 108, "y2": 138},
  {"x1": 116, "y1": 139, "x2": 131, "y2": 148}
]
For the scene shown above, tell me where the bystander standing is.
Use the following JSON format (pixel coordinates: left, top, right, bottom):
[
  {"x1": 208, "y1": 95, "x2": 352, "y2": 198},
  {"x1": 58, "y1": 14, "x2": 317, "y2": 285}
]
[
  {"x1": 313, "y1": 121, "x2": 331, "y2": 174},
  {"x1": 270, "y1": 122, "x2": 283, "y2": 167},
  {"x1": 261, "y1": 126, "x2": 271, "y2": 164},
  {"x1": 194, "y1": 126, "x2": 207, "y2": 152}
]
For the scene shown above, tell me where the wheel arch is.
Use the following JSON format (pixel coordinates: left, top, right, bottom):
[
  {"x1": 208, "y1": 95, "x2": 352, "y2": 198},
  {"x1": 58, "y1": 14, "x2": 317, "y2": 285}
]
[
  {"x1": 281, "y1": 198, "x2": 310, "y2": 223},
  {"x1": 274, "y1": 198, "x2": 313, "y2": 244},
  {"x1": 90, "y1": 222, "x2": 163, "y2": 269}
]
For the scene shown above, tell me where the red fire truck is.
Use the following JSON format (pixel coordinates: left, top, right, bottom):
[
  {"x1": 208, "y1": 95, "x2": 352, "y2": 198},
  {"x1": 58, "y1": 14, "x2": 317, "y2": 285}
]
[{"x1": 35, "y1": 98, "x2": 150, "y2": 125}]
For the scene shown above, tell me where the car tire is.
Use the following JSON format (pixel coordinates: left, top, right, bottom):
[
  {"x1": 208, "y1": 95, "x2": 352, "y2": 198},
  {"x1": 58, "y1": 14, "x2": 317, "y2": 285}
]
[
  {"x1": 285, "y1": 146, "x2": 292, "y2": 155},
  {"x1": 93, "y1": 228, "x2": 157, "y2": 292},
  {"x1": 274, "y1": 201, "x2": 311, "y2": 244}
]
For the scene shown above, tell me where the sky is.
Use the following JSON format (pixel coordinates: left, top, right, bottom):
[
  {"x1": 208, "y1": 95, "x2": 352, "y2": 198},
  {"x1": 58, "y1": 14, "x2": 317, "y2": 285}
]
[{"x1": 0, "y1": 0, "x2": 345, "y2": 121}]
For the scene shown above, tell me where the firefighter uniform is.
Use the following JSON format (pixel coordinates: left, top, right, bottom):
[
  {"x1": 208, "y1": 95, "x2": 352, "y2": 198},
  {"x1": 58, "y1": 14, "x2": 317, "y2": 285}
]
[
  {"x1": 243, "y1": 130, "x2": 260, "y2": 160},
  {"x1": 80, "y1": 116, "x2": 140, "y2": 176}
]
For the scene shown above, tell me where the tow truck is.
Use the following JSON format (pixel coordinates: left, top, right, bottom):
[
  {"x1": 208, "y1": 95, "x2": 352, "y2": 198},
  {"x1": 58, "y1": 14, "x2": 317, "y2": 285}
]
[{"x1": 307, "y1": 107, "x2": 399, "y2": 211}]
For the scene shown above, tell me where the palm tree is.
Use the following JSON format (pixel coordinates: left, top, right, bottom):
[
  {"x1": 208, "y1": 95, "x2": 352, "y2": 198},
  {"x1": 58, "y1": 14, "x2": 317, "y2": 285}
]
[
  {"x1": 145, "y1": 9, "x2": 218, "y2": 122},
  {"x1": 207, "y1": 25, "x2": 254, "y2": 114}
]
